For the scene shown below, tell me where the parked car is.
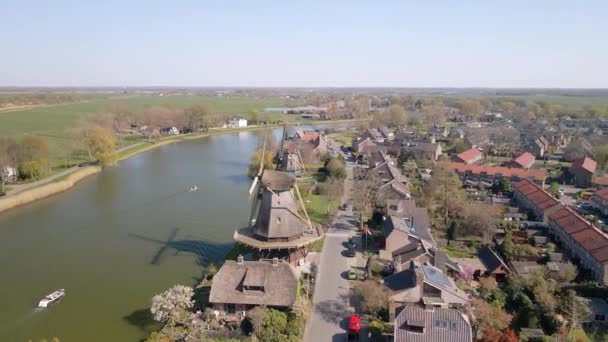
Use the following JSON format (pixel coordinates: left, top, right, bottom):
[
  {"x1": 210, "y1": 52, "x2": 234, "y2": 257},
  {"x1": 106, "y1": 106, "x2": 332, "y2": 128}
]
[
  {"x1": 347, "y1": 238, "x2": 356, "y2": 249},
  {"x1": 347, "y1": 268, "x2": 357, "y2": 280},
  {"x1": 346, "y1": 246, "x2": 356, "y2": 257},
  {"x1": 347, "y1": 314, "x2": 361, "y2": 339}
]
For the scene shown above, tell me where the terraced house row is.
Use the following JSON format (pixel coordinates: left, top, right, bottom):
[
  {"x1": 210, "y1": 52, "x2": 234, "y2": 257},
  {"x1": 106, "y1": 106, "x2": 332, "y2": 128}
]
[{"x1": 513, "y1": 179, "x2": 608, "y2": 284}]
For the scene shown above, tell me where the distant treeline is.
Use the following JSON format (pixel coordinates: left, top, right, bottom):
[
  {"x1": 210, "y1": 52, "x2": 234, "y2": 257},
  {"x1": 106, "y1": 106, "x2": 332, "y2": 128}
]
[{"x1": 0, "y1": 93, "x2": 86, "y2": 108}]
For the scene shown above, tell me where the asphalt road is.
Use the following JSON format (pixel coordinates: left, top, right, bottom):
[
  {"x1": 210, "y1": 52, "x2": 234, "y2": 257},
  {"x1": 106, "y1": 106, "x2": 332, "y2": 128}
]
[{"x1": 305, "y1": 140, "x2": 367, "y2": 342}]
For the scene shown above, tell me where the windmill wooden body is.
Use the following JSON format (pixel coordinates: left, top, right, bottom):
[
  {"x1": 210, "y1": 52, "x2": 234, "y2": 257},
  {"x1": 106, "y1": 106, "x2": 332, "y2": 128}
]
[{"x1": 234, "y1": 133, "x2": 322, "y2": 264}]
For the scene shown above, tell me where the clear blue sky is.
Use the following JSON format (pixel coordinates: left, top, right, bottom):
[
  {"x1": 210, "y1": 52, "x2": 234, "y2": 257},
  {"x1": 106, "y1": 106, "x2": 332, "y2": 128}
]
[{"x1": 1, "y1": 0, "x2": 606, "y2": 88}]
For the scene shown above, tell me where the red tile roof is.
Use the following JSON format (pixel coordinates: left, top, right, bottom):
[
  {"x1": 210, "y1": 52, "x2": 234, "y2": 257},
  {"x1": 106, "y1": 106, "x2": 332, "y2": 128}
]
[
  {"x1": 548, "y1": 207, "x2": 608, "y2": 263},
  {"x1": 514, "y1": 179, "x2": 559, "y2": 209},
  {"x1": 295, "y1": 130, "x2": 320, "y2": 142},
  {"x1": 595, "y1": 188, "x2": 608, "y2": 201},
  {"x1": 571, "y1": 157, "x2": 597, "y2": 174},
  {"x1": 594, "y1": 176, "x2": 608, "y2": 186},
  {"x1": 456, "y1": 148, "x2": 482, "y2": 163},
  {"x1": 512, "y1": 152, "x2": 536, "y2": 168},
  {"x1": 448, "y1": 162, "x2": 547, "y2": 181}
]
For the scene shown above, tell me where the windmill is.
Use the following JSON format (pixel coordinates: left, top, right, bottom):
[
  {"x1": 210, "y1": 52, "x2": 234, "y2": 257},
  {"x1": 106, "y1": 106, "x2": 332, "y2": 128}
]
[{"x1": 246, "y1": 130, "x2": 313, "y2": 235}]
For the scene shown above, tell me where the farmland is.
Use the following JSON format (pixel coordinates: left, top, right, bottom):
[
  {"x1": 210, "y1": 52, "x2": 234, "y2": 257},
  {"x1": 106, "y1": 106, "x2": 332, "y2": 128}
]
[{"x1": 0, "y1": 95, "x2": 287, "y2": 166}]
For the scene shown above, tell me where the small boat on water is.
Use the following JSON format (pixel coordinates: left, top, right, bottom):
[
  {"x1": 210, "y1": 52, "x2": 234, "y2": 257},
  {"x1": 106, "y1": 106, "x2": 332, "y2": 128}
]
[
  {"x1": 189, "y1": 185, "x2": 199, "y2": 192},
  {"x1": 37, "y1": 289, "x2": 65, "y2": 308}
]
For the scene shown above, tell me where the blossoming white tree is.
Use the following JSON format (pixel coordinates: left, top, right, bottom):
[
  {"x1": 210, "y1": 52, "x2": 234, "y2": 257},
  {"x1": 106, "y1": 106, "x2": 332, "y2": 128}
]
[{"x1": 150, "y1": 284, "x2": 194, "y2": 333}]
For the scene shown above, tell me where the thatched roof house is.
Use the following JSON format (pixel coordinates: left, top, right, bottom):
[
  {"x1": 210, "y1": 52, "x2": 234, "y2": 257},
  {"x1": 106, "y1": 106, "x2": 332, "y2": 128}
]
[{"x1": 209, "y1": 258, "x2": 300, "y2": 313}]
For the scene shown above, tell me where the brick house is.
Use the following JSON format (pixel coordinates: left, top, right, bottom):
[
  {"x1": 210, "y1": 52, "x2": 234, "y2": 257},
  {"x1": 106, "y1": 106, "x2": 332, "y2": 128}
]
[
  {"x1": 548, "y1": 208, "x2": 608, "y2": 284},
  {"x1": 455, "y1": 148, "x2": 483, "y2": 164},
  {"x1": 513, "y1": 179, "x2": 561, "y2": 222},
  {"x1": 571, "y1": 157, "x2": 597, "y2": 188}
]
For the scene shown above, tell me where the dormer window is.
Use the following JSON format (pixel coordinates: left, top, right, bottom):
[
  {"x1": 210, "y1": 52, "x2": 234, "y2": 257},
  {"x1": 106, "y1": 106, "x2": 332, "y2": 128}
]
[{"x1": 434, "y1": 320, "x2": 448, "y2": 328}]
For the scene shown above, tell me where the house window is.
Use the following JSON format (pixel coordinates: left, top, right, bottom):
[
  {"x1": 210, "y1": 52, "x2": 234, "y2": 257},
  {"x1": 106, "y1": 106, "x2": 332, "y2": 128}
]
[
  {"x1": 450, "y1": 321, "x2": 458, "y2": 330},
  {"x1": 595, "y1": 314, "x2": 606, "y2": 321},
  {"x1": 434, "y1": 320, "x2": 448, "y2": 328},
  {"x1": 406, "y1": 325, "x2": 424, "y2": 333}
]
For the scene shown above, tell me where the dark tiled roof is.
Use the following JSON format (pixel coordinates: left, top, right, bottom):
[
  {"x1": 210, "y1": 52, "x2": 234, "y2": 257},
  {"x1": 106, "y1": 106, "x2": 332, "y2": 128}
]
[
  {"x1": 394, "y1": 306, "x2": 472, "y2": 342},
  {"x1": 478, "y1": 246, "x2": 509, "y2": 274},
  {"x1": 384, "y1": 210, "x2": 432, "y2": 243}
]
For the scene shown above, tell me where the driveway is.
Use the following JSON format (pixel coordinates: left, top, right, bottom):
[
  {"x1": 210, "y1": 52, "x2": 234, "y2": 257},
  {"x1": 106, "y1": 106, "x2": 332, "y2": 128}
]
[{"x1": 304, "y1": 147, "x2": 361, "y2": 342}]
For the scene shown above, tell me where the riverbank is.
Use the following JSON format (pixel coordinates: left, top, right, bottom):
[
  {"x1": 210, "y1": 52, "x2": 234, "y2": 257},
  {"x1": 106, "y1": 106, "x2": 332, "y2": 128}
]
[
  {"x1": 0, "y1": 118, "x2": 365, "y2": 214},
  {"x1": 0, "y1": 166, "x2": 101, "y2": 213}
]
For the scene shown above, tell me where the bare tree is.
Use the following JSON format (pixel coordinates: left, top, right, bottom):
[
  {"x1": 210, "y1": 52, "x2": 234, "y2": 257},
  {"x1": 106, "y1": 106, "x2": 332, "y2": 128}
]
[
  {"x1": 461, "y1": 202, "x2": 502, "y2": 243},
  {"x1": 428, "y1": 163, "x2": 465, "y2": 225},
  {"x1": 351, "y1": 170, "x2": 381, "y2": 229}
]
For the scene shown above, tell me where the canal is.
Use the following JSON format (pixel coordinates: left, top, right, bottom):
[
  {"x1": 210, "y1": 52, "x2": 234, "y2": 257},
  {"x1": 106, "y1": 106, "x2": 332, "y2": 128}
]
[{"x1": 0, "y1": 129, "x2": 289, "y2": 341}]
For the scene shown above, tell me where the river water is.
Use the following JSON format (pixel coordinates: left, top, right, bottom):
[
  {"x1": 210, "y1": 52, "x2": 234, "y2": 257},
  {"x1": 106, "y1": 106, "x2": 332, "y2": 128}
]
[{"x1": 0, "y1": 129, "x2": 290, "y2": 341}]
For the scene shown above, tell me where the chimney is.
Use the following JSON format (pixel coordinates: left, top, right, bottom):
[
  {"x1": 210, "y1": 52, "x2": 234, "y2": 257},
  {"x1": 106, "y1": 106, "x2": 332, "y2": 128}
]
[
  {"x1": 237, "y1": 255, "x2": 244, "y2": 264},
  {"x1": 272, "y1": 257, "x2": 279, "y2": 266}
]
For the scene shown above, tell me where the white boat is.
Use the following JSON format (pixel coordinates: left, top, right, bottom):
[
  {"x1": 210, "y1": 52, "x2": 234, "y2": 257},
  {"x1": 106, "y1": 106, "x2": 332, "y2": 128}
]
[
  {"x1": 37, "y1": 289, "x2": 65, "y2": 308},
  {"x1": 189, "y1": 185, "x2": 199, "y2": 192}
]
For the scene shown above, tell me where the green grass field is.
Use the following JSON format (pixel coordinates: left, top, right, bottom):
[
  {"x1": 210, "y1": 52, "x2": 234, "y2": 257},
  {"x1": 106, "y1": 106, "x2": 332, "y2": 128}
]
[{"x1": 0, "y1": 95, "x2": 286, "y2": 166}]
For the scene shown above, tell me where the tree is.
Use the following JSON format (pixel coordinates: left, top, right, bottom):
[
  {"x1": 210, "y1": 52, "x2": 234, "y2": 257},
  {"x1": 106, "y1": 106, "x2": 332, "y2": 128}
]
[
  {"x1": 498, "y1": 178, "x2": 512, "y2": 193},
  {"x1": 455, "y1": 98, "x2": 482, "y2": 120},
  {"x1": 290, "y1": 296, "x2": 311, "y2": 320},
  {"x1": 500, "y1": 229, "x2": 514, "y2": 262},
  {"x1": 325, "y1": 157, "x2": 346, "y2": 179},
  {"x1": 82, "y1": 126, "x2": 118, "y2": 166},
  {"x1": 555, "y1": 262, "x2": 578, "y2": 283},
  {"x1": 429, "y1": 163, "x2": 465, "y2": 224},
  {"x1": 386, "y1": 104, "x2": 407, "y2": 127},
  {"x1": 480, "y1": 328, "x2": 518, "y2": 342},
  {"x1": 452, "y1": 138, "x2": 468, "y2": 153},
  {"x1": 462, "y1": 203, "x2": 501, "y2": 243},
  {"x1": 472, "y1": 298, "x2": 512, "y2": 333},
  {"x1": 150, "y1": 285, "x2": 194, "y2": 333},
  {"x1": 558, "y1": 289, "x2": 590, "y2": 339},
  {"x1": 594, "y1": 145, "x2": 608, "y2": 170},
  {"x1": 256, "y1": 309, "x2": 288, "y2": 342},
  {"x1": 549, "y1": 182, "x2": 560, "y2": 196},
  {"x1": 249, "y1": 109, "x2": 260, "y2": 125},
  {"x1": 184, "y1": 104, "x2": 211, "y2": 132},
  {"x1": 352, "y1": 281, "x2": 388, "y2": 317},
  {"x1": 447, "y1": 220, "x2": 458, "y2": 242},
  {"x1": 247, "y1": 306, "x2": 269, "y2": 334},
  {"x1": 351, "y1": 173, "x2": 381, "y2": 230},
  {"x1": 18, "y1": 160, "x2": 45, "y2": 180},
  {"x1": 20, "y1": 136, "x2": 50, "y2": 164},
  {"x1": 248, "y1": 148, "x2": 274, "y2": 177},
  {"x1": 323, "y1": 176, "x2": 344, "y2": 214}
]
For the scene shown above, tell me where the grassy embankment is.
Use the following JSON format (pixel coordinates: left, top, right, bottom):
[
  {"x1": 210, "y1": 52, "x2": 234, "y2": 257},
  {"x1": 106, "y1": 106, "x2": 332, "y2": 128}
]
[{"x1": 0, "y1": 95, "x2": 287, "y2": 169}]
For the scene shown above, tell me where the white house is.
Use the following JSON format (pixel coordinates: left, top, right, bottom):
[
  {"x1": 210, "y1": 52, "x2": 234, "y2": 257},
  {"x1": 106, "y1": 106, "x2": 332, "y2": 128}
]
[
  {"x1": 160, "y1": 127, "x2": 180, "y2": 135},
  {"x1": 2, "y1": 166, "x2": 17, "y2": 182},
  {"x1": 224, "y1": 117, "x2": 248, "y2": 129}
]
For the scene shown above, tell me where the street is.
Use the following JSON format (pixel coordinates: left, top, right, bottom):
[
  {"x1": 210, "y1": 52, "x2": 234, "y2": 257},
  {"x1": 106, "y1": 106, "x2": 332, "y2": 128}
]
[{"x1": 304, "y1": 139, "x2": 367, "y2": 342}]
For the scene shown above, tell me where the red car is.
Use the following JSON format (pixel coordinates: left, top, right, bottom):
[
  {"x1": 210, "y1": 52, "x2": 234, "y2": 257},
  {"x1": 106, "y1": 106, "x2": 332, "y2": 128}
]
[{"x1": 348, "y1": 314, "x2": 361, "y2": 336}]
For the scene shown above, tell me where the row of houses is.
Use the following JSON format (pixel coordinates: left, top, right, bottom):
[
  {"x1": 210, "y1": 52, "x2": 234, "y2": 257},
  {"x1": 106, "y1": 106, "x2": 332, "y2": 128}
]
[
  {"x1": 447, "y1": 161, "x2": 548, "y2": 188},
  {"x1": 380, "y1": 198, "x2": 474, "y2": 341},
  {"x1": 352, "y1": 127, "x2": 443, "y2": 162},
  {"x1": 351, "y1": 137, "x2": 474, "y2": 341},
  {"x1": 513, "y1": 179, "x2": 608, "y2": 284}
]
